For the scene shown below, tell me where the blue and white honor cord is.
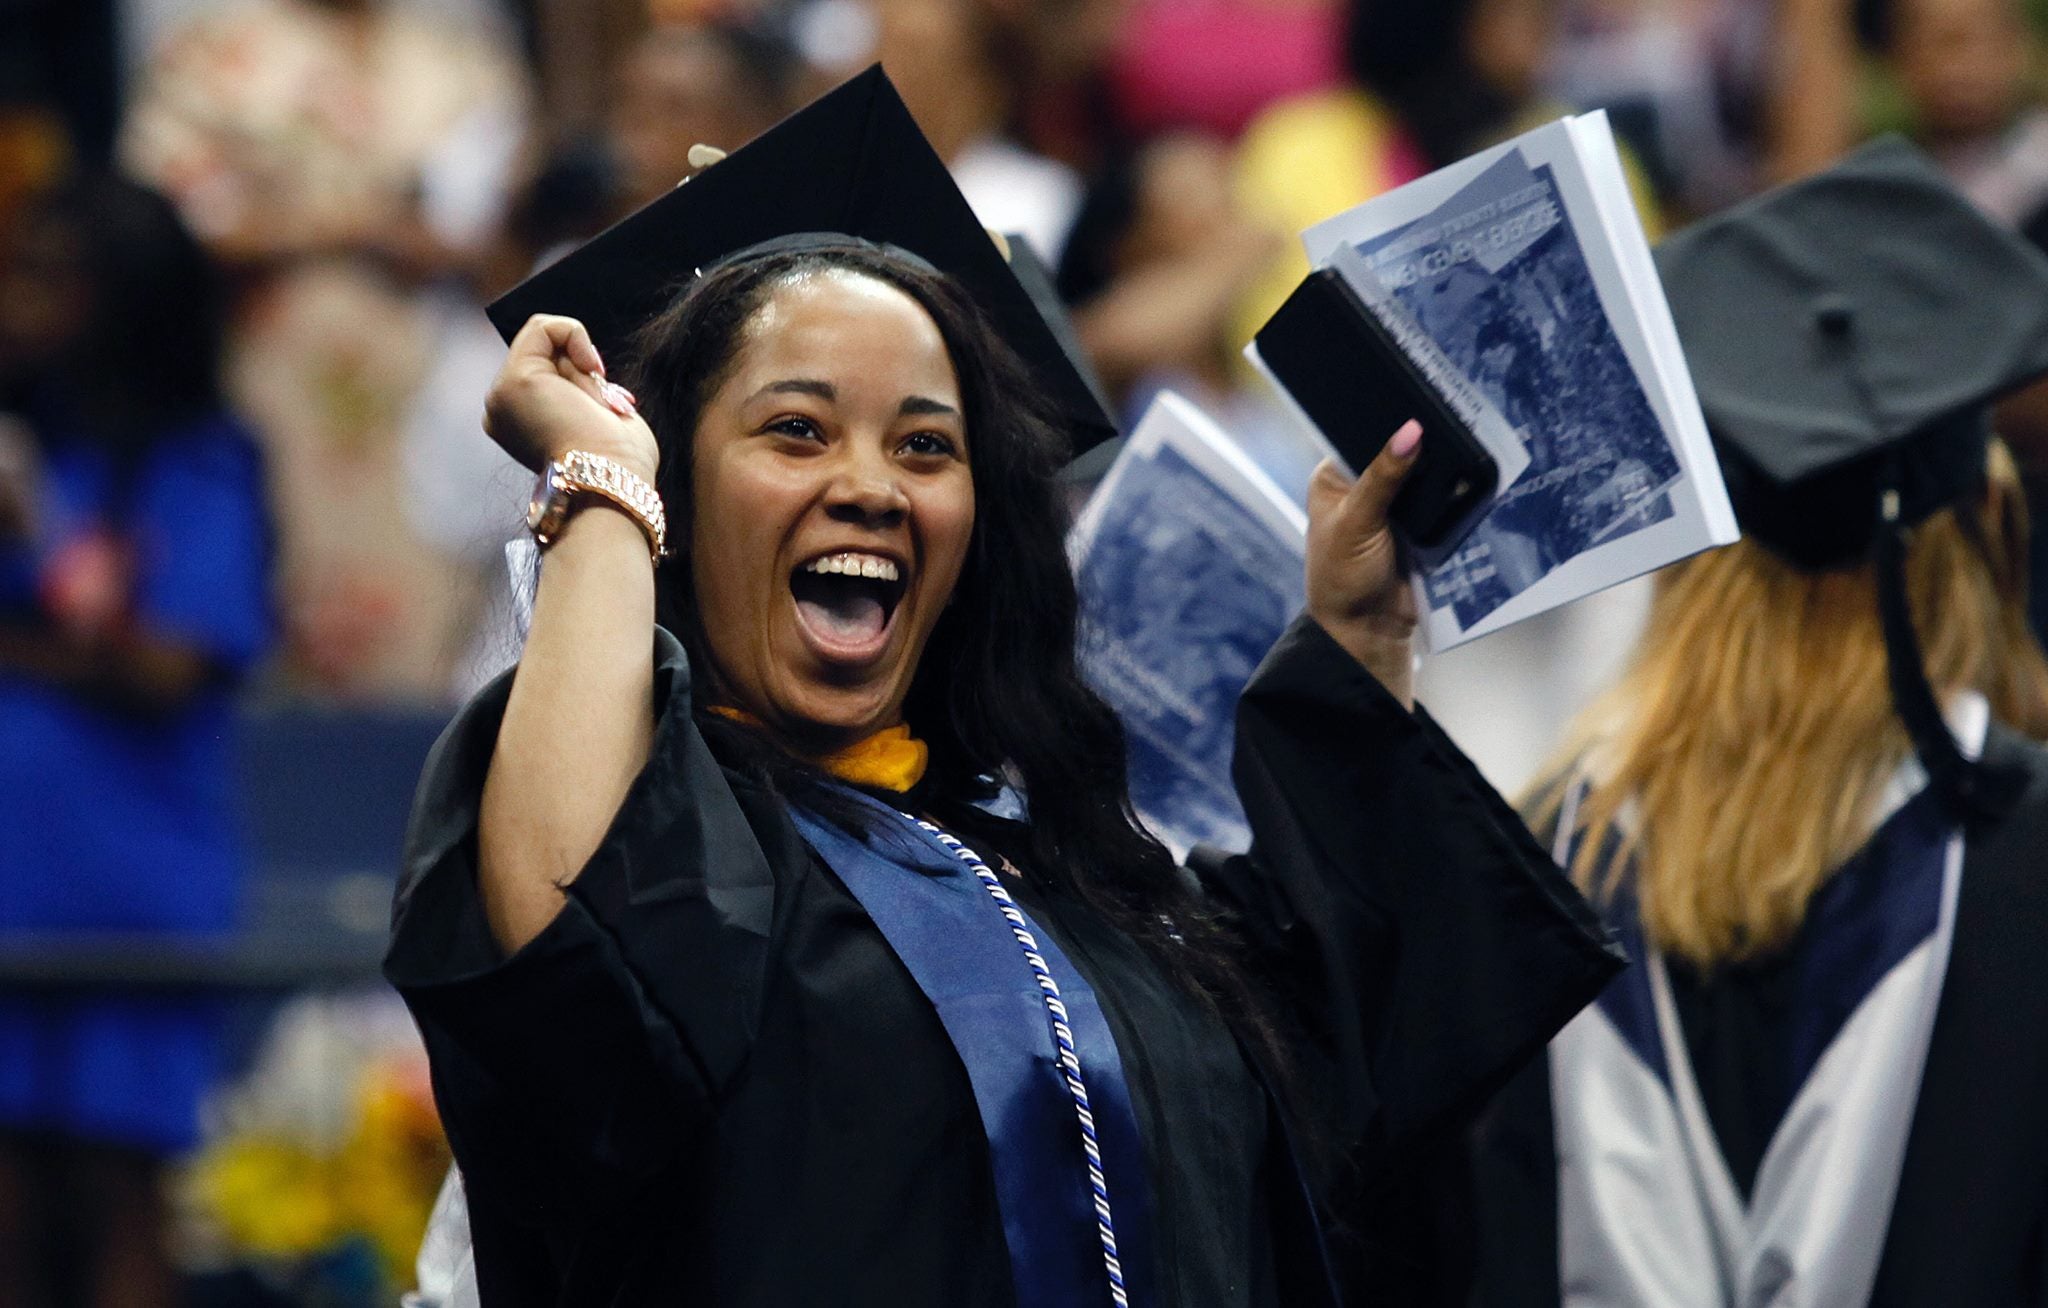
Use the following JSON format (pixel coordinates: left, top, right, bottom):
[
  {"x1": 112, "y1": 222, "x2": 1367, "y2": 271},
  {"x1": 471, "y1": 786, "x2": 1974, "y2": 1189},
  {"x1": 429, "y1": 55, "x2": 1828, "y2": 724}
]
[{"x1": 906, "y1": 816, "x2": 1131, "y2": 1308}]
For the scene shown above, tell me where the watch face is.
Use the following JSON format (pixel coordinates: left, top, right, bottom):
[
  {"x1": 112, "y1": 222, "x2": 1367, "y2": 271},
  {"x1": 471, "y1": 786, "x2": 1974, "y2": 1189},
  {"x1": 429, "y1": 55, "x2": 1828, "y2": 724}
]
[{"x1": 527, "y1": 462, "x2": 564, "y2": 536}]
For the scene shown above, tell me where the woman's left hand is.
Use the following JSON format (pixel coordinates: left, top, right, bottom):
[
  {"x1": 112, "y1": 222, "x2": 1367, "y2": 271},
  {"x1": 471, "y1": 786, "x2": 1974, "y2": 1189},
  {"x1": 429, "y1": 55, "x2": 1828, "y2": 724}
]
[{"x1": 1305, "y1": 420, "x2": 1421, "y2": 709}]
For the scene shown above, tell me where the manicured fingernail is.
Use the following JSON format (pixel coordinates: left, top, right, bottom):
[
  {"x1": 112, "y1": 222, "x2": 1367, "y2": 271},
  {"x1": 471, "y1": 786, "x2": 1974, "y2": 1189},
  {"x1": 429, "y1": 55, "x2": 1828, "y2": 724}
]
[
  {"x1": 590, "y1": 350, "x2": 607, "y2": 378},
  {"x1": 1390, "y1": 421, "x2": 1422, "y2": 458},
  {"x1": 601, "y1": 380, "x2": 637, "y2": 417}
]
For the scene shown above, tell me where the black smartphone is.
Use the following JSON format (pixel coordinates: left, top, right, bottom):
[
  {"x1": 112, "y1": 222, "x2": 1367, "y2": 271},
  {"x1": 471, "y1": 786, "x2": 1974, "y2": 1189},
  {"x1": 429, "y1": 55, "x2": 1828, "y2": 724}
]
[{"x1": 1254, "y1": 268, "x2": 1499, "y2": 550}]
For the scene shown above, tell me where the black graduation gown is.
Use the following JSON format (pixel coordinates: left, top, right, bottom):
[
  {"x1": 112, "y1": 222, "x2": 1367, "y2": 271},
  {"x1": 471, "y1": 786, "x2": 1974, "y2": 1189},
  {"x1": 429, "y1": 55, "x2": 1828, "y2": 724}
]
[
  {"x1": 1464, "y1": 725, "x2": 2048, "y2": 1308},
  {"x1": 384, "y1": 617, "x2": 1621, "y2": 1307}
]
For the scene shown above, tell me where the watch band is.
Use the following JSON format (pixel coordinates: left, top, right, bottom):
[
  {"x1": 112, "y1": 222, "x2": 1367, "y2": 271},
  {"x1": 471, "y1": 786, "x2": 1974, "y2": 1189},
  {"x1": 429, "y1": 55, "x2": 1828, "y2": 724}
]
[{"x1": 527, "y1": 450, "x2": 668, "y2": 561}]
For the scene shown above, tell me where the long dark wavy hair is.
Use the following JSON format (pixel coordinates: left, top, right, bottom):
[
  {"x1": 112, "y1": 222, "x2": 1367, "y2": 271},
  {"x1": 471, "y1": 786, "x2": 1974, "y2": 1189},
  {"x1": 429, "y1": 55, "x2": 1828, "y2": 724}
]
[{"x1": 623, "y1": 242, "x2": 1296, "y2": 1084}]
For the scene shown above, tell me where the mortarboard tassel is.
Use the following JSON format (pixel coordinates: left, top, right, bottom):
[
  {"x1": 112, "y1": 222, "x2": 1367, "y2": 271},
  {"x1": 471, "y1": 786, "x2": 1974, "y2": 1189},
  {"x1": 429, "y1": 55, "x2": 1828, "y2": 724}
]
[{"x1": 1874, "y1": 467, "x2": 2027, "y2": 826}]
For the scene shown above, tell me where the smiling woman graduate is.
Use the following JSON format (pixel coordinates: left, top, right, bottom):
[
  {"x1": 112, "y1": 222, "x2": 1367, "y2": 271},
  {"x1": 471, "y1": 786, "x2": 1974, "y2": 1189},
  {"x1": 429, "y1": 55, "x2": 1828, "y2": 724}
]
[{"x1": 382, "y1": 69, "x2": 1620, "y2": 1308}]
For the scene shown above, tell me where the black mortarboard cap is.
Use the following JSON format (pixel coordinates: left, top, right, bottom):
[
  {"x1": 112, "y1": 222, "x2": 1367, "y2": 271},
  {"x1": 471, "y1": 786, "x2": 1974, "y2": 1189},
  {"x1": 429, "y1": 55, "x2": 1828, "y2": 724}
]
[
  {"x1": 1656, "y1": 137, "x2": 2048, "y2": 822},
  {"x1": 487, "y1": 66, "x2": 1118, "y2": 453},
  {"x1": 1655, "y1": 135, "x2": 2048, "y2": 569}
]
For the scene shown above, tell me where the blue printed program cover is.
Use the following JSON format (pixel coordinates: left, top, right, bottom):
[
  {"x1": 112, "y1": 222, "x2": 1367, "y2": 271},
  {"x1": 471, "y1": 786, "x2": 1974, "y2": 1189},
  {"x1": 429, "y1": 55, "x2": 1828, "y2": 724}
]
[
  {"x1": 1350, "y1": 149, "x2": 1679, "y2": 632},
  {"x1": 1071, "y1": 393, "x2": 1306, "y2": 857},
  {"x1": 1293, "y1": 112, "x2": 1736, "y2": 651}
]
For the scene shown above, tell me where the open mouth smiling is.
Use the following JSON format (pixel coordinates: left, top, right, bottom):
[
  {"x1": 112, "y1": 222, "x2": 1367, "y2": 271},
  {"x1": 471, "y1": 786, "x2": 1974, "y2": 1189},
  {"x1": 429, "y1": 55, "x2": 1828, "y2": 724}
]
[{"x1": 789, "y1": 550, "x2": 910, "y2": 661}]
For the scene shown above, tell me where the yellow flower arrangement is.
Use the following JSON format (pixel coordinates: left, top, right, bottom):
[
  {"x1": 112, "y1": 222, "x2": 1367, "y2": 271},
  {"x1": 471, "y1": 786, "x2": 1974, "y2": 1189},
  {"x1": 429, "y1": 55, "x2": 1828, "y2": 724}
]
[{"x1": 187, "y1": 1053, "x2": 451, "y2": 1292}]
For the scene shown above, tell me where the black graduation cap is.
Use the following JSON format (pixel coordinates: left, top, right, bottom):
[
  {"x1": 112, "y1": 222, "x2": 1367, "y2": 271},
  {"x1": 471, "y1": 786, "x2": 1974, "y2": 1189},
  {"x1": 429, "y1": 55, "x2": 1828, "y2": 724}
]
[
  {"x1": 1656, "y1": 135, "x2": 2048, "y2": 570},
  {"x1": 1655, "y1": 136, "x2": 2048, "y2": 821},
  {"x1": 487, "y1": 65, "x2": 1118, "y2": 453}
]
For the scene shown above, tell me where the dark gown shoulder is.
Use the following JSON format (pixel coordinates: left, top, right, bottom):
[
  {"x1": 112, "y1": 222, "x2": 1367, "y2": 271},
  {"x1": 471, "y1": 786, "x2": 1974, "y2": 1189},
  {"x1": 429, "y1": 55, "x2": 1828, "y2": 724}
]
[{"x1": 1872, "y1": 724, "x2": 2048, "y2": 1307}]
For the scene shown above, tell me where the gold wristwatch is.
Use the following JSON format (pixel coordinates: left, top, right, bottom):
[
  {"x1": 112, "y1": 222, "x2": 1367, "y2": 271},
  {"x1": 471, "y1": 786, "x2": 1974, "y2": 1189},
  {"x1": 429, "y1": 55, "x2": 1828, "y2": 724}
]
[{"x1": 526, "y1": 450, "x2": 668, "y2": 561}]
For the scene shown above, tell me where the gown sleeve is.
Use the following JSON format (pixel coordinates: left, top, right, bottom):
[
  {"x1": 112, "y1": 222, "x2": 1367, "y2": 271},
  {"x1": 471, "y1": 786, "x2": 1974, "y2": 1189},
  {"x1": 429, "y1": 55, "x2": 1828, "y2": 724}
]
[
  {"x1": 1201, "y1": 616, "x2": 1623, "y2": 1170},
  {"x1": 383, "y1": 628, "x2": 784, "y2": 1220}
]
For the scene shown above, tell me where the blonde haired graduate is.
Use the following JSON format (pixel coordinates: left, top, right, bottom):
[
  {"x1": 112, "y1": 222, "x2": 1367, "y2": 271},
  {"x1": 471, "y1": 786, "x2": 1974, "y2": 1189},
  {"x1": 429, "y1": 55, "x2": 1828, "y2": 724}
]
[{"x1": 1462, "y1": 138, "x2": 2048, "y2": 1308}]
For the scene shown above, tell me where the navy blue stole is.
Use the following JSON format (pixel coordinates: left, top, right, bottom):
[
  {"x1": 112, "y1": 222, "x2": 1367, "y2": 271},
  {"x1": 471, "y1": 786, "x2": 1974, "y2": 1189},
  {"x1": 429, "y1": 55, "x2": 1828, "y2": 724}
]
[
  {"x1": 788, "y1": 793, "x2": 1158, "y2": 1308},
  {"x1": 1584, "y1": 786, "x2": 1953, "y2": 1108}
]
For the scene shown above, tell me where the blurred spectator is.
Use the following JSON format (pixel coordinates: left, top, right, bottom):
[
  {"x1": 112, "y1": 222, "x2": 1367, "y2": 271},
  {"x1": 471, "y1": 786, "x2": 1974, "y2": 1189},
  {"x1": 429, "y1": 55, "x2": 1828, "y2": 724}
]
[
  {"x1": 121, "y1": 0, "x2": 532, "y2": 701},
  {"x1": 610, "y1": 21, "x2": 803, "y2": 212},
  {"x1": 121, "y1": 0, "x2": 528, "y2": 277},
  {"x1": 1107, "y1": 0, "x2": 1342, "y2": 142},
  {"x1": 1545, "y1": 0, "x2": 1771, "y2": 215},
  {"x1": 0, "y1": 171, "x2": 274, "y2": 1308},
  {"x1": 0, "y1": 74, "x2": 72, "y2": 237},
  {"x1": 1335, "y1": 0, "x2": 1563, "y2": 169},
  {"x1": 1060, "y1": 134, "x2": 1272, "y2": 396},
  {"x1": 804, "y1": 0, "x2": 1087, "y2": 261},
  {"x1": 970, "y1": 0, "x2": 1135, "y2": 169},
  {"x1": 1545, "y1": 0, "x2": 1874, "y2": 215},
  {"x1": 1866, "y1": 0, "x2": 2048, "y2": 643},
  {"x1": 1761, "y1": 0, "x2": 1868, "y2": 180},
  {"x1": 6, "y1": 0, "x2": 119, "y2": 165},
  {"x1": 1057, "y1": 134, "x2": 1325, "y2": 493},
  {"x1": 1884, "y1": 0, "x2": 2048, "y2": 223}
]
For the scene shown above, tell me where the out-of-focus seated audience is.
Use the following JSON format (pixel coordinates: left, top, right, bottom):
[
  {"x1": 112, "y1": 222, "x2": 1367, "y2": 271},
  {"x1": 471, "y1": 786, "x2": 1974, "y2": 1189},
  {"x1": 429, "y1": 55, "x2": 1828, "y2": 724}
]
[
  {"x1": 121, "y1": 0, "x2": 531, "y2": 702},
  {"x1": 0, "y1": 170, "x2": 274, "y2": 1308}
]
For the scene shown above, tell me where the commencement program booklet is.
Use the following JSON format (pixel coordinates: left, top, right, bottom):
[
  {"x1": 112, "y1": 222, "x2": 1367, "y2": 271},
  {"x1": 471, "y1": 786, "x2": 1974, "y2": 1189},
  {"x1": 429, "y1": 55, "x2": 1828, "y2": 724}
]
[
  {"x1": 1070, "y1": 391, "x2": 1307, "y2": 858},
  {"x1": 1252, "y1": 111, "x2": 1738, "y2": 652}
]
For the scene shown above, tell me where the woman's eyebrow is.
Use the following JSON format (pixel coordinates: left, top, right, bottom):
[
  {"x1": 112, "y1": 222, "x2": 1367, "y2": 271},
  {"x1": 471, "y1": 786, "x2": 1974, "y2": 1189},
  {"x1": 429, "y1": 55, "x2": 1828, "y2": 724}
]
[
  {"x1": 899, "y1": 396, "x2": 959, "y2": 418},
  {"x1": 751, "y1": 379, "x2": 836, "y2": 403}
]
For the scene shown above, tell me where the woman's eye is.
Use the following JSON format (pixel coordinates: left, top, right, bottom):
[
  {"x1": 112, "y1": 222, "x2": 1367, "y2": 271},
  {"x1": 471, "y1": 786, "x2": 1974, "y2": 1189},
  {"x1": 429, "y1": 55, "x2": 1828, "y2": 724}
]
[
  {"x1": 902, "y1": 431, "x2": 958, "y2": 458},
  {"x1": 766, "y1": 416, "x2": 822, "y2": 442}
]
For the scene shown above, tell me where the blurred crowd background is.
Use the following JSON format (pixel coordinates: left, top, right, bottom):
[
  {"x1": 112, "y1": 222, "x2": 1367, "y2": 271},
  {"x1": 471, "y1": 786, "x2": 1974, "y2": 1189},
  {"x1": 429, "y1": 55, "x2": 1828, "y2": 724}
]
[{"x1": 8, "y1": 0, "x2": 2048, "y2": 1301}]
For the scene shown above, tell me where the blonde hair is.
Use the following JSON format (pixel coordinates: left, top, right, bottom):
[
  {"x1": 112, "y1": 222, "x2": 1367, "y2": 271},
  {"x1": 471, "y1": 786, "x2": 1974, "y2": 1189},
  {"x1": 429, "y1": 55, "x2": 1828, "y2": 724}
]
[{"x1": 1539, "y1": 443, "x2": 2048, "y2": 967}]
